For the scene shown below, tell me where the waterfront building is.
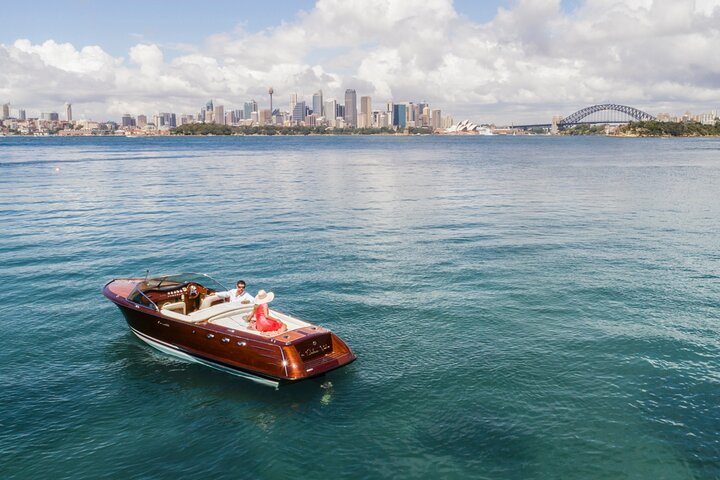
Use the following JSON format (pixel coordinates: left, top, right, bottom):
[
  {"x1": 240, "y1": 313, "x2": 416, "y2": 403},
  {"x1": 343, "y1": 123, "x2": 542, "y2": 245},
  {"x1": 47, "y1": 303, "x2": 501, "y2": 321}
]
[
  {"x1": 392, "y1": 104, "x2": 406, "y2": 129},
  {"x1": 289, "y1": 93, "x2": 298, "y2": 116},
  {"x1": 244, "y1": 100, "x2": 257, "y2": 120},
  {"x1": 65, "y1": 103, "x2": 72, "y2": 122},
  {"x1": 292, "y1": 101, "x2": 306, "y2": 124},
  {"x1": 431, "y1": 109, "x2": 442, "y2": 129},
  {"x1": 121, "y1": 114, "x2": 135, "y2": 127},
  {"x1": 312, "y1": 90, "x2": 323, "y2": 117},
  {"x1": 259, "y1": 109, "x2": 272, "y2": 125},
  {"x1": 360, "y1": 96, "x2": 372, "y2": 128},
  {"x1": 214, "y1": 105, "x2": 225, "y2": 125},
  {"x1": 344, "y1": 89, "x2": 357, "y2": 127},
  {"x1": 324, "y1": 99, "x2": 337, "y2": 127},
  {"x1": 160, "y1": 113, "x2": 176, "y2": 128},
  {"x1": 2, "y1": 103, "x2": 9, "y2": 120}
]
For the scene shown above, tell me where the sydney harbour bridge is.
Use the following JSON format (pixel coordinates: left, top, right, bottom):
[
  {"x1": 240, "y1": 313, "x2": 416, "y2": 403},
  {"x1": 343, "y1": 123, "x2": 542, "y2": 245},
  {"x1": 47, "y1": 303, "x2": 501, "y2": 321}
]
[{"x1": 513, "y1": 104, "x2": 655, "y2": 130}]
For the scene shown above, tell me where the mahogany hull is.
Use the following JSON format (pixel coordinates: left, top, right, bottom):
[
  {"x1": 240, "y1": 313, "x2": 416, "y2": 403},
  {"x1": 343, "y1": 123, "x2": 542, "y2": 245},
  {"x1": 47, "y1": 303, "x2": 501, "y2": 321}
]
[{"x1": 104, "y1": 282, "x2": 356, "y2": 386}]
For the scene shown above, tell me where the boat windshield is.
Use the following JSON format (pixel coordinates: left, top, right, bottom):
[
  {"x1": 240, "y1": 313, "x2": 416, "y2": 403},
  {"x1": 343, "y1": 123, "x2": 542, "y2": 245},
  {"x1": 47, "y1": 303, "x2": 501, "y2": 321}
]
[{"x1": 127, "y1": 273, "x2": 229, "y2": 310}]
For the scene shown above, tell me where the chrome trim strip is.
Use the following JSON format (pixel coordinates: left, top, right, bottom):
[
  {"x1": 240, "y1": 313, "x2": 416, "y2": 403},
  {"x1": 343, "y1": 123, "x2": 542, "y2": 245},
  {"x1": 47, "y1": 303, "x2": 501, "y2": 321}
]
[{"x1": 129, "y1": 327, "x2": 280, "y2": 388}]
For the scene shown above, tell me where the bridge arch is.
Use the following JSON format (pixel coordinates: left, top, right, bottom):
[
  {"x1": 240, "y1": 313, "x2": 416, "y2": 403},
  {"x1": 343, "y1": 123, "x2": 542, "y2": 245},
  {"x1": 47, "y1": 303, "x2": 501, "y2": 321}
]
[{"x1": 558, "y1": 104, "x2": 655, "y2": 128}]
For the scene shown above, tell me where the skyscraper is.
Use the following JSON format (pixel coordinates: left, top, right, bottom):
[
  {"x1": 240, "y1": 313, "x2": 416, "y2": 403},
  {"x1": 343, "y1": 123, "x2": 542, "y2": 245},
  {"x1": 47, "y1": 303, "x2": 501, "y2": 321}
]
[
  {"x1": 65, "y1": 103, "x2": 72, "y2": 122},
  {"x1": 360, "y1": 96, "x2": 372, "y2": 128},
  {"x1": 2, "y1": 103, "x2": 9, "y2": 120},
  {"x1": 344, "y1": 89, "x2": 357, "y2": 127},
  {"x1": 324, "y1": 99, "x2": 337, "y2": 127},
  {"x1": 121, "y1": 114, "x2": 135, "y2": 127},
  {"x1": 431, "y1": 109, "x2": 442, "y2": 129},
  {"x1": 312, "y1": 90, "x2": 323, "y2": 117},
  {"x1": 289, "y1": 93, "x2": 298, "y2": 115},
  {"x1": 392, "y1": 104, "x2": 406, "y2": 129},
  {"x1": 19, "y1": 109, "x2": 26, "y2": 121},
  {"x1": 206, "y1": 100, "x2": 214, "y2": 113},
  {"x1": 244, "y1": 100, "x2": 257, "y2": 120},
  {"x1": 214, "y1": 105, "x2": 225, "y2": 125},
  {"x1": 292, "y1": 101, "x2": 306, "y2": 123}
]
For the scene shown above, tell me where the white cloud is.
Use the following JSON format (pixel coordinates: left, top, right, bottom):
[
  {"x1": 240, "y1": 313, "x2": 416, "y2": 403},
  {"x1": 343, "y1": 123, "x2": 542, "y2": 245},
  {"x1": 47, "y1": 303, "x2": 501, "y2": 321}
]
[{"x1": 1, "y1": 0, "x2": 719, "y2": 123}]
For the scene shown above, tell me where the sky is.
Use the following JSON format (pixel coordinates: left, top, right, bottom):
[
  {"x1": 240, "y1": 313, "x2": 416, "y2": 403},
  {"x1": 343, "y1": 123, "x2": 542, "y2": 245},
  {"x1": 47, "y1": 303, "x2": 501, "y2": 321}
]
[{"x1": 1, "y1": 0, "x2": 719, "y2": 124}]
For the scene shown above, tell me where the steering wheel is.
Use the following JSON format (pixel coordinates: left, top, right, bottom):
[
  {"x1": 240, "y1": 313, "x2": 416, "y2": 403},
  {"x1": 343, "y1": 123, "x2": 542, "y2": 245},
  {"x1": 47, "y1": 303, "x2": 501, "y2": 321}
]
[{"x1": 185, "y1": 283, "x2": 201, "y2": 299}]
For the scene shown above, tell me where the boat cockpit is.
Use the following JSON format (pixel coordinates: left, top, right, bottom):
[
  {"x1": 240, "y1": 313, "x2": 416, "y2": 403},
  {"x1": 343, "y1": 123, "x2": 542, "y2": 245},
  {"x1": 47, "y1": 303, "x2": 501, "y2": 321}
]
[{"x1": 126, "y1": 273, "x2": 310, "y2": 334}]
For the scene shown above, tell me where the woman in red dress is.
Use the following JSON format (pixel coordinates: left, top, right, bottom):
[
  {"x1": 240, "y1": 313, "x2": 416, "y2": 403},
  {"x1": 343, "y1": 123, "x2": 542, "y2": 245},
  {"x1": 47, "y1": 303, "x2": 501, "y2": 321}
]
[{"x1": 247, "y1": 289, "x2": 286, "y2": 333}]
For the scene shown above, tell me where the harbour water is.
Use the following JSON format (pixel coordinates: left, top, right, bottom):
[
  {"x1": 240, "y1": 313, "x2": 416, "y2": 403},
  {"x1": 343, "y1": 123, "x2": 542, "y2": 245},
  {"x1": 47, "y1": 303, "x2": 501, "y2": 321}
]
[{"x1": 1, "y1": 135, "x2": 719, "y2": 479}]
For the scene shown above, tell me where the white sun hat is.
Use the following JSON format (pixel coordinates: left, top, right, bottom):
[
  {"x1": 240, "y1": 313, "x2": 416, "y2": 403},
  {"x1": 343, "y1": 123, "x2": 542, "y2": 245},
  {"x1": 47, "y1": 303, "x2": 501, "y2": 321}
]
[{"x1": 254, "y1": 289, "x2": 275, "y2": 304}]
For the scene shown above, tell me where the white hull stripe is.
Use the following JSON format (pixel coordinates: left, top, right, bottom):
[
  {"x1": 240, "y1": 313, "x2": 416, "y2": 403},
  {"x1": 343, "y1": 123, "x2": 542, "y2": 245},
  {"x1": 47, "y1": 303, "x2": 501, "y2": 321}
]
[{"x1": 130, "y1": 327, "x2": 280, "y2": 388}]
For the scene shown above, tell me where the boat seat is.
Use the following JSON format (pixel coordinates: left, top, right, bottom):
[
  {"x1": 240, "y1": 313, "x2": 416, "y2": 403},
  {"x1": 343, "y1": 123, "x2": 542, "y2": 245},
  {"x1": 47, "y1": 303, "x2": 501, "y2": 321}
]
[
  {"x1": 162, "y1": 301, "x2": 186, "y2": 314},
  {"x1": 159, "y1": 302, "x2": 248, "y2": 324},
  {"x1": 188, "y1": 302, "x2": 249, "y2": 322},
  {"x1": 199, "y1": 294, "x2": 222, "y2": 310}
]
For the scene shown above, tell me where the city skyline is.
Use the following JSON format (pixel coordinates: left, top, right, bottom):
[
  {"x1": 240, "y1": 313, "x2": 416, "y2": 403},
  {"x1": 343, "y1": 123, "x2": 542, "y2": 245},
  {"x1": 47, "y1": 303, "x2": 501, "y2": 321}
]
[{"x1": 1, "y1": 1, "x2": 719, "y2": 124}]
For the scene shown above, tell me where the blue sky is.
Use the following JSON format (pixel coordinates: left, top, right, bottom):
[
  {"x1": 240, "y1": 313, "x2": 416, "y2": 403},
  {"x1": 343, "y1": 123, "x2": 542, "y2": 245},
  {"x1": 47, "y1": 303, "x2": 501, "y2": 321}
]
[
  {"x1": 1, "y1": 0, "x2": 718, "y2": 123},
  {"x1": 1, "y1": 1, "x2": 582, "y2": 56}
]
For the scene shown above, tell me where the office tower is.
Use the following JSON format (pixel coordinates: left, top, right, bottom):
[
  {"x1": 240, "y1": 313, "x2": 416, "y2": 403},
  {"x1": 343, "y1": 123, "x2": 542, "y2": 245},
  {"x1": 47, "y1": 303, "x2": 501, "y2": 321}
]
[
  {"x1": 312, "y1": 90, "x2": 323, "y2": 116},
  {"x1": 225, "y1": 112, "x2": 234, "y2": 126},
  {"x1": 260, "y1": 109, "x2": 272, "y2": 125},
  {"x1": 289, "y1": 93, "x2": 298, "y2": 115},
  {"x1": 214, "y1": 105, "x2": 225, "y2": 125},
  {"x1": 244, "y1": 100, "x2": 257, "y2": 120},
  {"x1": 137, "y1": 115, "x2": 148, "y2": 128},
  {"x1": 121, "y1": 114, "x2": 134, "y2": 127},
  {"x1": 431, "y1": 109, "x2": 442, "y2": 129},
  {"x1": 292, "y1": 101, "x2": 306, "y2": 123},
  {"x1": 344, "y1": 89, "x2": 357, "y2": 127},
  {"x1": 19, "y1": 109, "x2": 26, "y2": 121},
  {"x1": 169, "y1": 113, "x2": 177, "y2": 128},
  {"x1": 336, "y1": 104, "x2": 345, "y2": 120},
  {"x1": 324, "y1": 99, "x2": 337, "y2": 127},
  {"x1": 41, "y1": 112, "x2": 59, "y2": 121},
  {"x1": 421, "y1": 106, "x2": 430, "y2": 127},
  {"x1": 65, "y1": 103, "x2": 72, "y2": 122},
  {"x1": 206, "y1": 100, "x2": 214, "y2": 113},
  {"x1": 392, "y1": 104, "x2": 407, "y2": 129},
  {"x1": 1, "y1": 103, "x2": 9, "y2": 119},
  {"x1": 360, "y1": 96, "x2": 372, "y2": 128}
]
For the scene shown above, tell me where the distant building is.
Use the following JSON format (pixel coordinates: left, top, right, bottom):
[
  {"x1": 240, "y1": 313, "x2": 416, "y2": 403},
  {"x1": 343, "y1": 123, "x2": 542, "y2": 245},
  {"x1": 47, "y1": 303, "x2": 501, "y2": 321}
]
[
  {"x1": 41, "y1": 112, "x2": 59, "y2": 121},
  {"x1": 312, "y1": 90, "x2": 323, "y2": 117},
  {"x1": 2, "y1": 103, "x2": 9, "y2": 119},
  {"x1": 292, "y1": 101, "x2": 306, "y2": 123},
  {"x1": 244, "y1": 100, "x2": 257, "y2": 120},
  {"x1": 344, "y1": 89, "x2": 357, "y2": 127},
  {"x1": 65, "y1": 103, "x2": 72, "y2": 122},
  {"x1": 324, "y1": 99, "x2": 337, "y2": 127},
  {"x1": 431, "y1": 109, "x2": 442, "y2": 129},
  {"x1": 19, "y1": 109, "x2": 26, "y2": 121},
  {"x1": 392, "y1": 104, "x2": 406, "y2": 129},
  {"x1": 360, "y1": 96, "x2": 372, "y2": 128},
  {"x1": 137, "y1": 115, "x2": 148, "y2": 128},
  {"x1": 121, "y1": 114, "x2": 135, "y2": 127},
  {"x1": 214, "y1": 105, "x2": 225, "y2": 125}
]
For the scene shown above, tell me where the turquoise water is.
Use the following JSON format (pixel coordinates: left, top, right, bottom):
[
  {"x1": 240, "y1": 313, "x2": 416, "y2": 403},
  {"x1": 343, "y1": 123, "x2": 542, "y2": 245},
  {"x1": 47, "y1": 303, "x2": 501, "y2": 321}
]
[{"x1": 1, "y1": 135, "x2": 719, "y2": 479}]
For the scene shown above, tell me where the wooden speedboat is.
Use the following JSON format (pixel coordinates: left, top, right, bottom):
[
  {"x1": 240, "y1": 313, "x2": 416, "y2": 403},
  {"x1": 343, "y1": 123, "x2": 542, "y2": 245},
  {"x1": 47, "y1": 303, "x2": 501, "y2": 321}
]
[{"x1": 103, "y1": 273, "x2": 356, "y2": 387}]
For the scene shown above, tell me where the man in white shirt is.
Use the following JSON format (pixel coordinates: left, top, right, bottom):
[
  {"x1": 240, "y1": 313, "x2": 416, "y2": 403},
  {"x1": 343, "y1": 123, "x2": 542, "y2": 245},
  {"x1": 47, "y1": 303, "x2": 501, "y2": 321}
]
[{"x1": 216, "y1": 280, "x2": 254, "y2": 304}]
